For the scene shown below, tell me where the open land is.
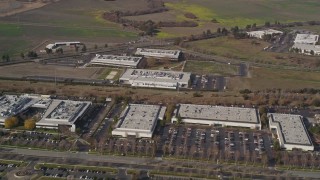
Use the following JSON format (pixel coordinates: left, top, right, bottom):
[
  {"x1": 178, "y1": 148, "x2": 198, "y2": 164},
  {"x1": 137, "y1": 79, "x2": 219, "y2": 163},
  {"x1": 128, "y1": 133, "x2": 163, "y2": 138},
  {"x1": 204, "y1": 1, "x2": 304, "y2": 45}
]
[
  {"x1": 184, "y1": 60, "x2": 238, "y2": 76},
  {"x1": 185, "y1": 36, "x2": 320, "y2": 70}
]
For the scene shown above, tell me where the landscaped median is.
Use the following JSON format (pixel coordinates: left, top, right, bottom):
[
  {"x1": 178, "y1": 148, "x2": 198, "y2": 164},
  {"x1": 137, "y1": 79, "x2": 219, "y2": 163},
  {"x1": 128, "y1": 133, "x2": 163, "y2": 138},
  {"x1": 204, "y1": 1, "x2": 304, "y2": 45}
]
[{"x1": 0, "y1": 159, "x2": 27, "y2": 167}]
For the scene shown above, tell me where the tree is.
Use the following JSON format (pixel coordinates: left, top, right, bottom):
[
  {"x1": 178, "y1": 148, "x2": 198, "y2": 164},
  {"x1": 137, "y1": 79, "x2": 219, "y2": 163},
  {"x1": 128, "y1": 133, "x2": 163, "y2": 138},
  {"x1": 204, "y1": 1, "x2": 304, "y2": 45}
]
[
  {"x1": 176, "y1": 114, "x2": 182, "y2": 124},
  {"x1": 216, "y1": 28, "x2": 221, "y2": 34},
  {"x1": 4, "y1": 117, "x2": 18, "y2": 129},
  {"x1": 265, "y1": 21, "x2": 271, "y2": 27},
  {"x1": 20, "y1": 52, "x2": 25, "y2": 59},
  {"x1": 310, "y1": 50, "x2": 315, "y2": 56},
  {"x1": 94, "y1": 44, "x2": 98, "y2": 49},
  {"x1": 24, "y1": 118, "x2": 36, "y2": 130},
  {"x1": 273, "y1": 140, "x2": 281, "y2": 151},
  {"x1": 104, "y1": 44, "x2": 108, "y2": 48},
  {"x1": 45, "y1": 48, "x2": 52, "y2": 54},
  {"x1": 81, "y1": 45, "x2": 87, "y2": 52},
  {"x1": 27, "y1": 51, "x2": 38, "y2": 58}
]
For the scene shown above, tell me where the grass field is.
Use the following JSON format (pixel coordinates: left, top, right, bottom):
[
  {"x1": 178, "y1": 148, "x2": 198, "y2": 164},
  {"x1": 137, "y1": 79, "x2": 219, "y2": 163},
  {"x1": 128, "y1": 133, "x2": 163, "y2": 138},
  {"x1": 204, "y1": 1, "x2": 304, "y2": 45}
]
[
  {"x1": 184, "y1": 61, "x2": 238, "y2": 76},
  {"x1": 228, "y1": 67, "x2": 320, "y2": 90},
  {"x1": 166, "y1": 0, "x2": 320, "y2": 27},
  {"x1": 185, "y1": 36, "x2": 320, "y2": 69}
]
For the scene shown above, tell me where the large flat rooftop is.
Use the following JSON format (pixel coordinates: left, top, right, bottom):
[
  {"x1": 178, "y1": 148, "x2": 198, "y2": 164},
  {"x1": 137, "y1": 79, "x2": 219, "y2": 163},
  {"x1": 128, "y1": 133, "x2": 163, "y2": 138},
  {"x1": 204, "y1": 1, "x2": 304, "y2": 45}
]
[
  {"x1": 115, "y1": 104, "x2": 165, "y2": 131},
  {"x1": 269, "y1": 113, "x2": 313, "y2": 146},
  {"x1": 135, "y1": 48, "x2": 181, "y2": 59},
  {"x1": 90, "y1": 54, "x2": 143, "y2": 67},
  {"x1": 120, "y1": 69, "x2": 190, "y2": 84},
  {"x1": 37, "y1": 100, "x2": 91, "y2": 126},
  {"x1": 294, "y1": 34, "x2": 319, "y2": 45},
  {"x1": 0, "y1": 95, "x2": 40, "y2": 121},
  {"x1": 177, "y1": 104, "x2": 259, "y2": 124}
]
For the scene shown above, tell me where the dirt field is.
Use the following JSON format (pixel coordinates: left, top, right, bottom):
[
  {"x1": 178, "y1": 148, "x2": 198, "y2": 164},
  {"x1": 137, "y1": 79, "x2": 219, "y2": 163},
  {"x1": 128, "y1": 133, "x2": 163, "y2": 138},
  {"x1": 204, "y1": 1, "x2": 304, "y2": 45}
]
[
  {"x1": 0, "y1": 63, "x2": 104, "y2": 79},
  {"x1": 0, "y1": 0, "x2": 53, "y2": 17},
  {"x1": 184, "y1": 60, "x2": 238, "y2": 76},
  {"x1": 228, "y1": 67, "x2": 320, "y2": 90}
]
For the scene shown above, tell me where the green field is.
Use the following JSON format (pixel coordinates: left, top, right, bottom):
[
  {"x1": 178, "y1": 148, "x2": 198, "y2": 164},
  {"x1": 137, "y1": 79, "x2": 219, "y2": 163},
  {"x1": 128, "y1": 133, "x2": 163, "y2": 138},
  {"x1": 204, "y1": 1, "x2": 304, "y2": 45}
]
[
  {"x1": 184, "y1": 61, "x2": 238, "y2": 76},
  {"x1": 165, "y1": 0, "x2": 320, "y2": 27}
]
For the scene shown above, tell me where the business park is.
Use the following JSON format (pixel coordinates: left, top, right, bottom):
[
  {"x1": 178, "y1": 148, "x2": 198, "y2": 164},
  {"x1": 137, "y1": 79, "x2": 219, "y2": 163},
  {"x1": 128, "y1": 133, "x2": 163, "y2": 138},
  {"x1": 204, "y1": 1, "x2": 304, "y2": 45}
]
[
  {"x1": 172, "y1": 104, "x2": 261, "y2": 130},
  {"x1": 112, "y1": 104, "x2": 166, "y2": 138},
  {"x1": 120, "y1": 69, "x2": 191, "y2": 90},
  {"x1": 0, "y1": 94, "x2": 91, "y2": 132},
  {"x1": 268, "y1": 113, "x2": 314, "y2": 151}
]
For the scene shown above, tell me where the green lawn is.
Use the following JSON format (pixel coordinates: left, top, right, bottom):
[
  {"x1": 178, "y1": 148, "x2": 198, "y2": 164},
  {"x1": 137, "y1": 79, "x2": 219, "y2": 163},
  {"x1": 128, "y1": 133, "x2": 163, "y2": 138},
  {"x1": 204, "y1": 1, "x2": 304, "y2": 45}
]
[
  {"x1": 165, "y1": 0, "x2": 320, "y2": 27},
  {"x1": 184, "y1": 60, "x2": 238, "y2": 76}
]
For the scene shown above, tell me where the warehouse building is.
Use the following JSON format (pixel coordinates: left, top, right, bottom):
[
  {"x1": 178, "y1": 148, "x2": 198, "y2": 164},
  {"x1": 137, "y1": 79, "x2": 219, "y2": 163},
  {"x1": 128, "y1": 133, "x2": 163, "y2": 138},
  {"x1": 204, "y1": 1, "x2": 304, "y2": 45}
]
[
  {"x1": 135, "y1": 48, "x2": 181, "y2": 60},
  {"x1": 247, "y1": 29, "x2": 283, "y2": 39},
  {"x1": 172, "y1": 104, "x2": 261, "y2": 130},
  {"x1": 294, "y1": 34, "x2": 319, "y2": 45},
  {"x1": 90, "y1": 54, "x2": 145, "y2": 68},
  {"x1": 0, "y1": 95, "x2": 40, "y2": 125},
  {"x1": 119, "y1": 69, "x2": 191, "y2": 90},
  {"x1": 112, "y1": 104, "x2": 166, "y2": 138},
  {"x1": 36, "y1": 100, "x2": 91, "y2": 132},
  {"x1": 268, "y1": 113, "x2": 314, "y2": 151},
  {"x1": 46, "y1": 41, "x2": 82, "y2": 50},
  {"x1": 291, "y1": 34, "x2": 320, "y2": 55}
]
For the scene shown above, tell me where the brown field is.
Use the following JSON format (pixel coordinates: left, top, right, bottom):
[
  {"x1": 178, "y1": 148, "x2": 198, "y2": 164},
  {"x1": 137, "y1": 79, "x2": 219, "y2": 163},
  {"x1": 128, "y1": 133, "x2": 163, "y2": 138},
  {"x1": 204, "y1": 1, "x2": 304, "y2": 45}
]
[
  {"x1": 0, "y1": 79, "x2": 246, "y2": 105},
  {"x1": 0, "y1": 0, "x2": 52, "y2": 17},
  {"x1": 0, "y1": 63, "x2": 104, "y2": 79},
  {"x1": 228, "y1": 67, "x2": 320, "y2": 90}
]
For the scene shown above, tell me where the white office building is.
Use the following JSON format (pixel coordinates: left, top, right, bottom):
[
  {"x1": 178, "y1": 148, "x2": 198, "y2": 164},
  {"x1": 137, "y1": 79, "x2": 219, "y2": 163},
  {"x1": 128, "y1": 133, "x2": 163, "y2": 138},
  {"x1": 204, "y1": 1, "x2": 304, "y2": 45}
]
[
  {"x1": 0, "y1": 95, "x2": 40, "y2": 125},
  {"x1": 90, "y1": 54, "x2": 144, "y2": 68},
  {"x1": 247, "y1": 29, "x2": 283, "y2": 39},
  {"x1": 292, "y1": 34, "x2": 320, "y2": 55},
  {"x1": 172, "y1": 104, "x2": 261, "y2": 130},
  {"x1": 135, "y1": 48, "x2": 181, "y2": 60},
  {"x1": 268, "y1": 113, "x2": 314, "y2": 151},
  {"x1": 112, "y1": 104, "x2": 166, "y2": 138},
  {"x1": 119, "y1": 69, "x2": 191, "y2": 90},
  {"x1": 36, "y1": 100, "x2": 91, "y2": 132},
  {"x1": 294, "y1": 34, "x2": 319, "y2": 45}
]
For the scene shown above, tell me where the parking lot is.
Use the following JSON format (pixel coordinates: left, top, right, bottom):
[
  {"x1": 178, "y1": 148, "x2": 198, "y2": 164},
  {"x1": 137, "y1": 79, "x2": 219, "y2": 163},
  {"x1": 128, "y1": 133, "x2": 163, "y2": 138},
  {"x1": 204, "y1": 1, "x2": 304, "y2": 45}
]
[
  {"x1": 38, "y1": 164, "x2": 116, "y2": 180},
  {"x1": 191, "y1": 75, "x2": 225, "y2": 91},
  {"x1": 156, "y1": 125, "x2": 273, "y2": 164},
  {"x1": 0, "y1": 130, "x2": 72, "y2": 151}
]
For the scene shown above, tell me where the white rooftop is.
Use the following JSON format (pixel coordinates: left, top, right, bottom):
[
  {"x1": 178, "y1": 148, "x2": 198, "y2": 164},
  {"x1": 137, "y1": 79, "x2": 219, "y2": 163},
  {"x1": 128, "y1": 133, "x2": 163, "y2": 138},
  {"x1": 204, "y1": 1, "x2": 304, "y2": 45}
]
[
  {"x1": 269, "y1": 113, "x2": 312, "y2": 146},
  {"x1": 120, "y1": 69, "x2": 190, "y2": 84},
  {"x1": 247, "y1": 29, "x2": 283, "y2": 38},
  {"x1": 294, "y1": 34, "x2": 319, "y2": 45},
  {"x1": 135, "y1": 48, "x2": 181, "y2": 59},
  {"x1": 0, "y1": 95, "x2": 40, "y2": 122},
  {"x1": 37, "y1": 100, "x2": 91, "y2": 126},
  {"x1": 90, "y1": 54, "x2": 143, "y2": 67},
  {"x1": 115, "y1": 104, "x2": 165, "y2": 131},
  {"x1": 177, "y1": 104, "x2": 259, "y2": 124}
]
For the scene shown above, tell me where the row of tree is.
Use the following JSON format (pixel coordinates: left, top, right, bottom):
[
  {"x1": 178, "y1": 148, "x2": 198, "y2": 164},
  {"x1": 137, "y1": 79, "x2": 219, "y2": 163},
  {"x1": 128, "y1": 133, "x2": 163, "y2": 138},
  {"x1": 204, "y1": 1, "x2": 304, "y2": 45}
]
[{"x1": 4, "y1": 116, "x2": 35, "y2": 130}]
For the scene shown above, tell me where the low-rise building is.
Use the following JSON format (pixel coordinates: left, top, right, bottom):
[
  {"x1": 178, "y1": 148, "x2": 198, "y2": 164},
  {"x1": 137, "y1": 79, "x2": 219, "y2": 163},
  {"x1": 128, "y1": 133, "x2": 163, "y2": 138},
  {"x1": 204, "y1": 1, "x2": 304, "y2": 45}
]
[
  {"x1": 135, "y1": 48, "x2": 181, "y2": 60},
  {"x1": 112, "y1": 104, "x2": 166, "y2": 138},
  {"x1": 294, "y1": 34, "x2": 319, "y2": 45},
  {"x1": 90, "y1": 54, "x2": 145, "y2": 68},
  {"x1": 292, "y1": 44, "x2": 320, "y2": 55},
  {"x1": 172, "y1": 104, "x2": 261, "y2": 129},
  {"x1": 268, "y1": 113, "x2": 314, "y2": 151},
  {"x1": 0, "y1": 95, "x2": 40, "y2": 125},
  {"x1": 119, "y1": 69, "x2": 191, "y2": 90},
  {"x1": 36, "y1": 100, "x2": 91, "y2": 132},
  {"x1": 247, "y1": 29, "x2": 283, "y2": 39}
]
